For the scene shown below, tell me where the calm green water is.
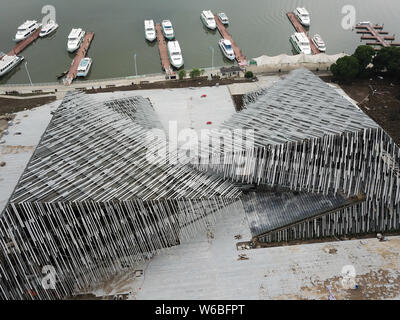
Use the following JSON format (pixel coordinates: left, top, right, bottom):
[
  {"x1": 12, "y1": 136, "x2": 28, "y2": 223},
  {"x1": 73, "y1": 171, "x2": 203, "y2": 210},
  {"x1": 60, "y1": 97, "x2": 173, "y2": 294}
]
[{"x1": 0, "y1": 0, "x2": 399, "y2": 84}]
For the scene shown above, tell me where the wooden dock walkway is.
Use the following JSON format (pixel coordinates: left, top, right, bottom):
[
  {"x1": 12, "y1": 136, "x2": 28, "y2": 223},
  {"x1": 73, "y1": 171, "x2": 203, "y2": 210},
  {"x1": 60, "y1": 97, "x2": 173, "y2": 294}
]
[
  {"x1": 5, "y1": 28, "x2": 42, "y2": 57},
  {"x1": 214, "y1": 14, "x2": 247, "y2": 67},
  {"x1": 65, "y1": 32, "x2": 95, "y2": 85},
  {"x1": 286, "y1": 12, "x2": 321, "y2": 55},
  {"x1": 355, "y1": 23, "x2": 400, "y2": 48},
  {"x1": 155, "y1": 23, "x2": 173, "y2": 75}
]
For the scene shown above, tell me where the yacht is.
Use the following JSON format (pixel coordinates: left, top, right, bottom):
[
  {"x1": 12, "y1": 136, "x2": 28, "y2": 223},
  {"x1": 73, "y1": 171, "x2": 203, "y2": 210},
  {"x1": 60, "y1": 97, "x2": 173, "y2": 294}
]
[
  {"x1": 0, "y1": 54, "x2": 24, "y2": 77},
  {"x1": 76, "y1": 57, "x2": 92, "y2": 77},
  {"x1": 312, "y1": 34, "x2": 326, "y2": 52},
  {"x1": 167, "y1": 41, "x2": 184, "y2": 69},
  {"x1": 161, "y1": 20, "x2": 175, "y2": 40},
  {"x1": 39, "y1": 20, "x2": 59, "y2": 37},
  {"x1": 218, "y1": 12, "x2": 229, "y2": 25},
  {"x1": 290, "y1": 32, "x2": 312, "y2": 55},
  {"x1": 218, "y1": 39, "x2": 235, "y2": 60},
  {"x1": 144, "y1": 20, "x2": 156, "y2": 42},
  {"x1": 14, "y1": 20, "x2": 41, "y2": 42},
  {"x1": 67, "y1": 28, "x2": 86, "y2": 53},
  {"x1": 201, "y1": 10, "x2": 216, "y2": 30},
  {"x1": 294, "y1": 7, "x2": 310, "y2": 27}
]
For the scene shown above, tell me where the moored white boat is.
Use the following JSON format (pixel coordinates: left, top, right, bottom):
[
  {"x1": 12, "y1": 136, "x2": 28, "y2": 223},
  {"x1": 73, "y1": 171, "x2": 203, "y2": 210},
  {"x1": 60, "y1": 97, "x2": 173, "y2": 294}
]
[
  {"x1": 0, "y1": 54, "x2": 25, "y2": 77},
  {"x1": 144, "y1": 20, "x2": 156, "y2": 42},
  {"x1": 294, "y1": 7, "x2": 310, "y2": 27},
  {"x1": 161, "y1": 20, "x2": 175, "y2": 40},
  {"x1": 67, "y1": 28, "x2": 86, "y2": 53},
  {"x1": 39, "y1": 20, "x2": 59, "y2": 37},
  {"x1": 167, "y1": 40, "x2": 184, "y2": 69},
  {"x1": 14, "y1": 20, "x2": 41, "y2": 42},
  {"x1": 290, "y1": 32, "x2": 312, "y2": 55},
  {"x1": 218, "y1": 12, "x2": 229, "y2": 25},
  {"x1": 201, "y1": 10, "x2": 216, "y2": 30},
  {"x1": 76, "y1": 57, "x2": 92, "y2": 77},
  {"x1": 218, "y1": 39, "x2": 235, "y2": 60},
  {"x1": 312, "y1": 34, "x2": 326, "y2": 52}
]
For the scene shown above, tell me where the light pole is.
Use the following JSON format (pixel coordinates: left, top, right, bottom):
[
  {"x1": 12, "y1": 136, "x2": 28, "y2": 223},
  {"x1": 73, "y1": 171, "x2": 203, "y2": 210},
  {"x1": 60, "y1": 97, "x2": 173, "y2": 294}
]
[
  {"x1": 24, "y1": 61, "x2": 33, "y2": 86},
  {"x1": 209, "y1": 46, "x2": 214, "y2": 72},
  {"x1": 133, "y1": 53, "x2": 138, "y2": 76}
]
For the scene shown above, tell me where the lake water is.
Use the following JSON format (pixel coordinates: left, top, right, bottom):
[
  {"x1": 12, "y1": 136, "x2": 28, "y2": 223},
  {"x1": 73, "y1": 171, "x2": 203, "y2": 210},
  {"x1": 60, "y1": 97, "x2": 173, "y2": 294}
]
[{"x1": 0, "y1": 0, "x2": 399, "y2": 84}]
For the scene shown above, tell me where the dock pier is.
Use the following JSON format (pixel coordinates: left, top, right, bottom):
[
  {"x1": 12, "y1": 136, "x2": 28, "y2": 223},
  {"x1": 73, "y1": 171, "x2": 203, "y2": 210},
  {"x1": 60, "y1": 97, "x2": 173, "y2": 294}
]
[
  {"x1": 286, "y1": 12, "x2": 320, "y2": 55},
  {"x1": 355, "y1": 23, "x2": 400, "y2": 48},
  {"x1": 155, "y1": 23, "x2": 174, "y2": 77},
  {"x1": 65, "y1": 32, "x2": 95, "y2": 85},
  {"x1": 0, "y1": 28, "x2": 43, "y2": 59},
  {"x1": 214, "y1": 14, "x2": 247, "y2": 67}
]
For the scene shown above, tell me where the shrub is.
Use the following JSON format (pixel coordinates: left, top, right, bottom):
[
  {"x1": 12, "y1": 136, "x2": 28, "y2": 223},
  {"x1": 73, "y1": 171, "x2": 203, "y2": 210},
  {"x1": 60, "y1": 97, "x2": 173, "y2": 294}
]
[
  {"x1": 373, "y1": 46, "x2": 400, "y2": 77},
  {"x1": 189, "y1": 68, "x2": 201, "y2": 78},
  {"x1": 352, "y1": 45, "x2": 376, "y2": 75},
  {"x1": 244, "y1": 71, "x2": 254, "y2": 79},
  {"x1": 330, "y1": 56, "x2": 360, "y2": 82},
  {"x1": 178, "y1": 69, "x2": 186, "y2": 80}
]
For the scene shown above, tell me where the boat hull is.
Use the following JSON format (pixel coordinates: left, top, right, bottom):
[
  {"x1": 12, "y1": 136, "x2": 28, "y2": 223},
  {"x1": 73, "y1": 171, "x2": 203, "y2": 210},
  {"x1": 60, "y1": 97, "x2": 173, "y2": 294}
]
[
  {"x1": 218, "y1": 41, "x2": 235, "y2": 61},
  {"x1": 201, "y1": 16, "x2": 216, "y2": 30},
  {"x1": 0, "y1": 56, "x2": 24, "y2": 77},
  {"x1": 39, "y1": 25, "x2": 59, "y2": 38}
]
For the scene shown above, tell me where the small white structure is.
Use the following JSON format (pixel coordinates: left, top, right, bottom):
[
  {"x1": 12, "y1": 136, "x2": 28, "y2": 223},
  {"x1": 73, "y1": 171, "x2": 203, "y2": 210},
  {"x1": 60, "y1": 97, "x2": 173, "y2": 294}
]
[
  {"x1": 312, "y1": 34, "x2": 326, "y2": 52},
  {"x1": 167, "y1": 41, "x2": 184, "y2": 68},
  {"x1": 144, "y1": 20, "x2": 156, "y2": 42},
  {"x1": 77, "y1": 57, "x2": 93, "y2": 77},
  {"x1": 290, "y1": 32, "x2": 312, "y2": 55},
  {"x1": 67, "y1": 28, "x2": 86, "y2": 53},
  {"x1": 39, "y1": 20, "x2": 59, "y2": 37},
  {"x1": 219, "y1": 39, "x2": 235, "y2": 60},
  {"x1": 161, "y1": 20, "x2": 175, "y2": 40},
  {"x1": 201, "y1": 10, "x2": 217, "y2": 30},
  {"x1": 0, "y1": 55, "x2": 24, "y2": 77},
  {"x1": 14, "y1": 20, "x2": 41, "y2": 42},
  {"x1": 218, "y1": 12, "x2": 229, "y2": 25},
  {"x1": 295, "y1": 7, "x2": 310, "y2": 26}
]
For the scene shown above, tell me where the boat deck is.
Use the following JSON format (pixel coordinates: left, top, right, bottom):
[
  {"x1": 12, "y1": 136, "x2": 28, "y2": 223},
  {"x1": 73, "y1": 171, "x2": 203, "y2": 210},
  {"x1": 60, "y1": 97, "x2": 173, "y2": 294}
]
[
  {"x1": 214, "y1": 14, "x2": 247, "y2": 67},
  {"x1": 7, "y1": 27, "x2": 42, "y2": 56},
  {"x1": 355, "y1": 23, "x2": 400, "y2": 48},
  {"x1": 155, "y1": 23, "x2": 173, "y2": 75},
  {"x1": 65, "y1": 32, "x2": 95, "y2": 86},
  {"x1": 286, "y1": 12, "x2": 321, "y2": 55}
]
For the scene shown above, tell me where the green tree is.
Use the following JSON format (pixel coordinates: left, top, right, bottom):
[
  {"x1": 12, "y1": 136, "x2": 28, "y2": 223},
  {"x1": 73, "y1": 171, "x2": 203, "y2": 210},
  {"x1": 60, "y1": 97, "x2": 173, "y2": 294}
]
[
  {"x1": 373, "y1": 47, "x2": 400, "y2": 77},
  {"x1": 244, "y1": 71, "x2": 254, "y2": 79},
  {"x1": 330, "y1": 56, "x2": 360, "y2": 82},
  {"x1": 178, "y1": 69, "x2": 186, "y2": 80},
  {"x1": 189, "y1": 68, "x2": 201, "y2": 78},
  {"x1": 352, "y1": 45, "x2": 375, "y2": 75}
]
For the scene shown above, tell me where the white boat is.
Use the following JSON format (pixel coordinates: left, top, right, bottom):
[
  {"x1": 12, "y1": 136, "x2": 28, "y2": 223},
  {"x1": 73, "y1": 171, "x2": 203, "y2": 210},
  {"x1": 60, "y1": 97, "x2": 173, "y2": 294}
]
[
  {"x1": 0, "y1": 54, "x2": 24, "y2": 77},
  {"x1": 67, "y1": 28, "x2": 86, "y2": 53},
  {"x1": 76, "y1": 57, "x2": 92, "y2": 77},
  {"x1": 201, "y1": 10, "x2": 216, "y2": 30},
  {"x1": 294, "y1": 7, "x2": 310, "y2": 27},
  {"x1": 161, "y1": 20, "x2": 175, "y2": 40},
  {"x1": 144, "y1": 20, "x2": 156, "y2": 42},
  {"x1": 14, "y1": 20, "x2": 41, "y2": 42},
  {"x1": 218, "y1": 39, "x2": 235, "y2": 60},
  {"x1": 167, "y1": 41, "x2": 184, "y2": 69},
  {"x1": 39, "y1": 20, "x2": 59, "y2": 37},
  {"x1": 290, "y1": 32, "x2": 312, "y2": 55},
  {"x1": 312, "y1": 34, "x2": 326, "y2": 52},
  {"x1": 218, "y1": 12, "x2": 229, "y2": 25},
  {"x1": 358, "y1": 21, "x2": 371, "y2": 26}
]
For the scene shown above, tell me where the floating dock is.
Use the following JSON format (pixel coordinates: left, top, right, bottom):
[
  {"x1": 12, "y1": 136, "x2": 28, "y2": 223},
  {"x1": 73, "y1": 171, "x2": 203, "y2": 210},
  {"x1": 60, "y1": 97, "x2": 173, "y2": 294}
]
[
  {"x1": 355, "y1": 23, "x2": 400, "y2": 49},
  {"x1": 65, "y1": 32, "x2": 95, "y2": 85},
  {"x1": 214, "y1": 14, "x2": 247, "y2": 67},
  {"x1": 286, "y1": 12, "x2": 321, "y2": 55},
  {"x1": 3, "y1": 27, "x2": 42, "y2": 57},
  {"x1": 155, "y1": 23, "x2": 173, "y2": 76}
]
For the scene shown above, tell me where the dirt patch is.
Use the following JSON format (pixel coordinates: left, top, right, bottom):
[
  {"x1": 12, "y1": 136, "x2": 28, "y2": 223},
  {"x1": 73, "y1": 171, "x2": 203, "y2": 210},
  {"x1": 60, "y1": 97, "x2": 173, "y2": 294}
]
[
  {"x1": 232, "y1": 94, "x2": 245, "y2": 112},
  {"x1": 85, "y1": 77, "x2": 254, "y2": 94},
  {"x1": 0, "y1": 96, "x2": 56, "y2": 116},
  {"x1": 0, "y1": 145, "x2": 34, "y2": 154},
  {"x1": 321, "y1": 75, "x2": 400, "y2": 146}
]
